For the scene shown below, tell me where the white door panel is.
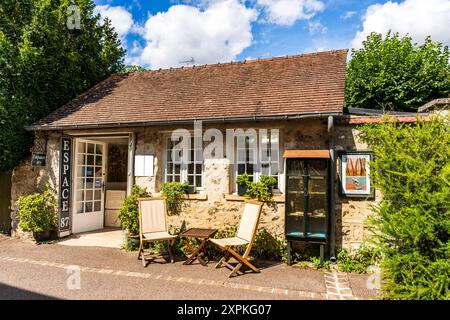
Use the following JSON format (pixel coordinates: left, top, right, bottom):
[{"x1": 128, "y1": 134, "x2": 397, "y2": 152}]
[{"x1": 72, "y1": 139, "x2": 106, "y2": 233}]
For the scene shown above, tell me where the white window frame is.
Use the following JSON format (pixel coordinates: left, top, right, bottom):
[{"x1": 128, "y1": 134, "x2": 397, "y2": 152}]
[
  {"x1": 258, "y1": 130, "x2": 280, "y2": 187},
  {"x1": 164, "y1": 135, "x2": 205, "y2": 191},
  {"x1": 233, "y1": 129, "x2": 282, "y2": 193}
]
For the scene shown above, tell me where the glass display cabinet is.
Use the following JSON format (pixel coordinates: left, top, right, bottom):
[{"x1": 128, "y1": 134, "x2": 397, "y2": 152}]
[{"x1": 284, "y1": 152, "x2": 330, "y2": 265}]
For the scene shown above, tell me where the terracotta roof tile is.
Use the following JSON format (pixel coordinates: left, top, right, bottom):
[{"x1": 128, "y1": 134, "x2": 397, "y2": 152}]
[{"x1": 30, "y1": 49, "x2": 348, "y2": 129}]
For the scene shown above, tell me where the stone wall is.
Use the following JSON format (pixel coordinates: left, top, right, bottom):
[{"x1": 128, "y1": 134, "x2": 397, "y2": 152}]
[
  {"x1": 132, "y1": 119, "x2": 378, "y2": 249},
  {"x1": 334, "y1": 124, "x2": 381, "y2": 250},
  {"x1": 10, "y1": 133, "x2": 60, "y2": 237},
  {"x1": 10, "y1": 119, "x2": 379, "y2": 250}
]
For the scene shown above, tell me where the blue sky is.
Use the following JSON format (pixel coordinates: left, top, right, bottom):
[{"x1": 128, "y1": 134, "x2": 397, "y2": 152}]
[{"x1": 92, "y1": 0, "x2": 450, "y2": 69}]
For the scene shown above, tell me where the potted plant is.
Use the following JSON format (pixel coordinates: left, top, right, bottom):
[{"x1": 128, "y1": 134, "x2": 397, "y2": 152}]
[
  {"x1": 259, "y1": 175, "x2": 278, "y2": 195},
  {"x1": 184, "y1": 184, "x2": 196, "y2": 195},
  {"x1": 16, "y1": 185, "x2": 57, "y2": 242},
  {"x1": 236, "y1": 173, "x2": 250, "y2": 196}
]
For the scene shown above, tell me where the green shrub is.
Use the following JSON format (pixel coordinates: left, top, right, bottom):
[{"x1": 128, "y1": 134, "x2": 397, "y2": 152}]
[
  {"x1": 236, "y1": 173, "x2": 250, "y2": 187},
  {"x1": 259, "y1": 175, "x2": 277, "y2": 188},
  {"x1": 122, "y1": 235, "x2": 140, "y2": 251},
  {"x1": 359, "y1": 115, "x2": 450, "y2": 300},
  {"x1": 337, "y1": 244, "x2": 381, "y2": 274},
  {"x1": 252, "y1": 229, "x2": 285, "y2": 261},
  {"x1": 16, "y1": 185, "x2": 57, "y2": 234},
  {"x1": 118, "y1": 185, "x2": 150, "y2": 235},
  {"x1": 161, "y1": 182, "x2": 188, "y2": 214},
  {"x1": 310, "y1": 256, "x2": 331, "y2": 270},
  {"x1": 245, "y1": 175, "x2": 277, "y2": 202}
]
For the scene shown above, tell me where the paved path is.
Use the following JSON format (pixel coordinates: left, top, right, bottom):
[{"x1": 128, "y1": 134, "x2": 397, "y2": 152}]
[{"x1": 0, "y1": 237, "x2": 379, "y2": 300}]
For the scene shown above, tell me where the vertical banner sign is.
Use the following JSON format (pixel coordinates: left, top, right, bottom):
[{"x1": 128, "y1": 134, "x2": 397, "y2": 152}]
[{"x1": 59, "y1": 136, "x2": 72, "y2": 235}]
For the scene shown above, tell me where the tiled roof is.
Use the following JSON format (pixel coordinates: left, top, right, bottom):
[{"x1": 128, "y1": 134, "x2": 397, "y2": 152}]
[{"x1": 29, "y1": 49, "x2": 348, "y2": 130}]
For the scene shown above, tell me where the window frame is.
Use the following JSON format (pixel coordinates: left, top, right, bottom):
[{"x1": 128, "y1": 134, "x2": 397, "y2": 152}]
[
  {"x1": 164, "y1": 134, "x2": 205, "y2": 191},
  {"x1": 233, "y1": 129, "x2": 282, "y2": 193}
]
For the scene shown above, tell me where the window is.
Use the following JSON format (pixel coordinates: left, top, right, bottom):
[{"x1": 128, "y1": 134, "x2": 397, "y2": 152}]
[
  {"x1": 260, "y1": 131, "x2": 280, "y2": 187},
  {"x1": 165, "y1": 136, "x2": 203, "y2": 189},
  {"x1": 236, "y1": 135, "x2": 255, "y2": 183},
  {"x1": 165, "y1": 137, "x2": 182, "y2": 183},
  {"x1": 234, "y1": 129, "x2": 280, "y2": 191}
]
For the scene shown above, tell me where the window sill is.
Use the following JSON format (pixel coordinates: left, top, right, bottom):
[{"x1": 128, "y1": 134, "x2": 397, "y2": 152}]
[
  {"x1": 224, "y1": 194, "x2": 285, "y2": 203},
  {"x1": 181, "y1": 194, "x2": 208, "y2": 201},
  {"x1": 154, "y1": 193, "x2": 208, "y2": 201}
]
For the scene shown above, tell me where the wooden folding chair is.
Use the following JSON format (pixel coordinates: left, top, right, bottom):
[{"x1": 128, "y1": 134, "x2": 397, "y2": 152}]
[
  {"x1": 209, "y1": 200, "x2": 263, "y2": 277},
  {"x1": 137, "y1": 197, "x2": 177, "y2": 267}
]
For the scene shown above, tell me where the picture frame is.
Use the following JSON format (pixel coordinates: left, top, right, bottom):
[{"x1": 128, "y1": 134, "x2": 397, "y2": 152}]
[{"x1": 338, "y1": 150, "x2": 375, "y2": 198}]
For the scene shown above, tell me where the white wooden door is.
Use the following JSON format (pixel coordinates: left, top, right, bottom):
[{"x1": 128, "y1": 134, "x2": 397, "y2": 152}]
[{"x1": 72, "y1": 139, "x2": 106, "y2": 233}]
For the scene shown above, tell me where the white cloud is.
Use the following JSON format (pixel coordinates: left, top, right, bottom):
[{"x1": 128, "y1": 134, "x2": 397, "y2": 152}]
[
  {"x1": 139, "y1": 0, "x2": 257, "y2": 69},
  {"x1": 257, "y1": 0, "x2": 325, "y2": 26},
  {"x1": 95, "y1": 5, "x2": 134, "y2": 38},
  {"x1": 340, "y1": 11, "x2": 356, "y2": 20},
  {"x1": 308, "y1": 20, "x2": 327, "y2": 35},
  {"x1": 352, "y1": 0, "x2": 450, "y2": 49}
]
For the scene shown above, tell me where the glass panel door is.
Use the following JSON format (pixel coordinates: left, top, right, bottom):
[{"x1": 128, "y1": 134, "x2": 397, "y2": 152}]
[
  {"x1": 285, "y1": 158, "x2": 329, "y2": 240},
  {"x1": 306, "y1": 160, "x2": 328, "y2": 239},
  {"x1": 286, "y1": 160, "x2": 306, "y2": 237},
  {"x1": 72, "y1": 139, "x2": 106, "y2": 233}
]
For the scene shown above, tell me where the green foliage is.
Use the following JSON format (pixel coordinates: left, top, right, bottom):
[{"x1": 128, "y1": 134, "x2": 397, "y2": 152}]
[
  {"x1": 337, "y1": 244, "x2": 381, "y2": 274},
  {"x1": 245, "y1": 175, "x2": 277, "y2": 202},
  {"x1": 118, "y1": 185, "x2": 150, "y2": 235},
  {"x1": 0, "y1": 0, "x2": 125, "y2": 172},
  {"x1": 161, "y1": 182, "x2": 188, "y2": 214},
  {"x1": 251, "y1": 229, "x2": 285, "y2": 261},
  {"x1": 346, "y1": 32, "x2": 450, "y2": 112},
  {"x1": 259, "y1": 175, "x2": 277, "y2": 188},
  {"x1": 236, "y1": 173, "x2": 250, "y2": 186},
  {"x1": 16, "y1": 184, "x2": 57, "y2": 233},
  {"x1": 122, "y1": 235, "x2": 140, "y2": 251},
  {"x1": 309, "y1": 256, "x2": 331, "y2": 270},
  {"x1": 120, "y1": 65, "x2": 147, "y2": 73},
  {"x1": 359, "y1": 116, "x2": 450, "y2": 300}
]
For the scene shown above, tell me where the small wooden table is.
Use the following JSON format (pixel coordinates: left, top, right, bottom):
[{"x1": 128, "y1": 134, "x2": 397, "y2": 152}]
[{"x1": 180, "y1": 228, "x2": 218, "y2": 266}]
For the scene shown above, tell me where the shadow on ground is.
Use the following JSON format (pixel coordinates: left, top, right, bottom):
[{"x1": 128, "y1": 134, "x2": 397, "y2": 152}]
[{"x1": 0, "y1": 282, "x2": 58, "y2": 300}]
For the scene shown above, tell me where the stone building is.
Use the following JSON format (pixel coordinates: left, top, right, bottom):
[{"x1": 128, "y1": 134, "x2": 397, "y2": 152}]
[{"x1": 10, "y1": 49, "x2": 423, "y2": 258}]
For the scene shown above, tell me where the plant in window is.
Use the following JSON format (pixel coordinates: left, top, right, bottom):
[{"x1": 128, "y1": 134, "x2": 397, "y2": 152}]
[
  {"x1": 259, "y1": 175, "x2": 277, "y2": 193},
  {"x1": 236, "y1": 173, "x2": 250, "y2": 196},
  {"x1": 245, "y1": 175, "x2": 277, "y2": 202},
  {"x1": 118, "y1": 185, "x2": 150, "y2": 236},
  {"x1": 161, "y1": 182, "x2": 188, "y2": 214},
  {"x1": 16, "y1": 184, "x2": 57, "y2": 242}
]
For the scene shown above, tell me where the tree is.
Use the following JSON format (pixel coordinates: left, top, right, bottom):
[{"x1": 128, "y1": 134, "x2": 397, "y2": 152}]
[
  {"x1": 346, "y1": 32, "x2": 450, "y2": 112},
  {"x1": 0, "y1": 0, "x2": 125, "y2": 173},
  {"x1": 120, "y1": 65, "x2": 147, "y2": 73},
  {"x1": 360, "y1": 116, "x2": 450, "y2": 299}
]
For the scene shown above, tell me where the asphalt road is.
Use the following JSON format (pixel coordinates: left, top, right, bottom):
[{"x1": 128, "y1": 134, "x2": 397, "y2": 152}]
[
  {"x1": 0, "y1": 236, "x2": 377, "y2": 300},
  {"x1": 0, "y1": 237, "x2": 316, "y2": 300}
]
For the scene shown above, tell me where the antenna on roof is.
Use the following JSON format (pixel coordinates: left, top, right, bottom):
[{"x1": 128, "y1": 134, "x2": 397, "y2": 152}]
[{"x1": 179, "y1": 57, "x2": 195, "y2": 66}]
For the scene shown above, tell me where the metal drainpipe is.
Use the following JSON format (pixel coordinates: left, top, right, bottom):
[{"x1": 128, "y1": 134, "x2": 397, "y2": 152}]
[{"x1": 328, "y1": 116, "x2": 336, "y2": 262}]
